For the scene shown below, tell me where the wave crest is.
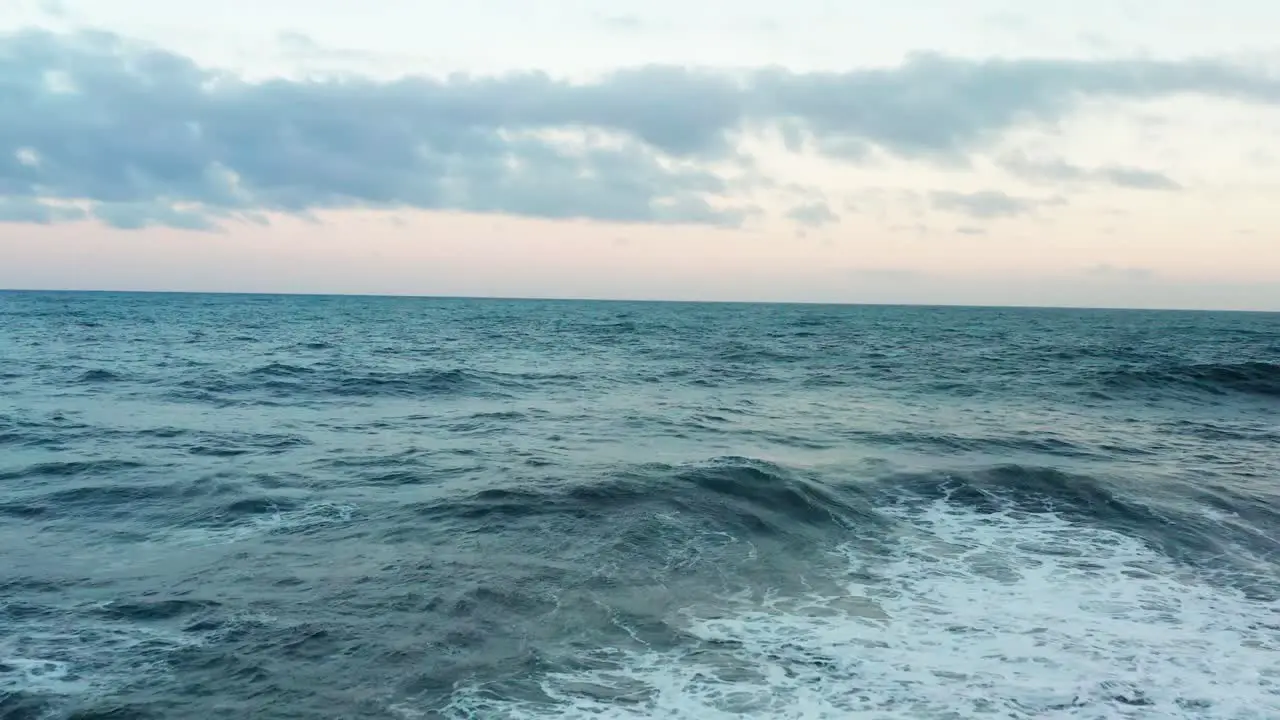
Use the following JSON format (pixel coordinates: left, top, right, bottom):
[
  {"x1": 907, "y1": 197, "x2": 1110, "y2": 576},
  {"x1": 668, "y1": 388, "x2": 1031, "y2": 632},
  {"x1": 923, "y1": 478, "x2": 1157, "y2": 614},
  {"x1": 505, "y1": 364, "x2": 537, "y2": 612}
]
[
  {"x1": 417, "y1": 457, "x2": 869, "y2": 540},
  {"x1": 1102, "y1": 361, "x2": 1280, "y2": 398}
]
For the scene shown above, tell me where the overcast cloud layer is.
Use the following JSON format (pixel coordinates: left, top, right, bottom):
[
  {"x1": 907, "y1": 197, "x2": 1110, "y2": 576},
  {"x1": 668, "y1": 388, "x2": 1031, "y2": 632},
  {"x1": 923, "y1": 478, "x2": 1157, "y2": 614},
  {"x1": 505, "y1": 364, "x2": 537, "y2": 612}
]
[{"x1": 2, "y1": 28, "x2": 1280, "y2": 230}]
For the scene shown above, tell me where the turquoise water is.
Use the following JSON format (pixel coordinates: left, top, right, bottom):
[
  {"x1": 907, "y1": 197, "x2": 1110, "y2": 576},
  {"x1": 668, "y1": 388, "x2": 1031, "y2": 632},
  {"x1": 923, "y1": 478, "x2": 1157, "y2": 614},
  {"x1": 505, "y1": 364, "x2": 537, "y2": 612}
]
[{"x1": 2, "y1": 291, "x2": 1279, "y2": 718}]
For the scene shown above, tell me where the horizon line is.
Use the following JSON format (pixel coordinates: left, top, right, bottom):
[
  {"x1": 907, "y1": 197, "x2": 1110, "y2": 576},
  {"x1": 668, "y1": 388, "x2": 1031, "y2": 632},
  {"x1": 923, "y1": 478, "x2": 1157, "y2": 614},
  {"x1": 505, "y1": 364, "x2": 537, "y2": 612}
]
[{"x1": 1, "y1": 287, "x2": 1275, "y2": 315}]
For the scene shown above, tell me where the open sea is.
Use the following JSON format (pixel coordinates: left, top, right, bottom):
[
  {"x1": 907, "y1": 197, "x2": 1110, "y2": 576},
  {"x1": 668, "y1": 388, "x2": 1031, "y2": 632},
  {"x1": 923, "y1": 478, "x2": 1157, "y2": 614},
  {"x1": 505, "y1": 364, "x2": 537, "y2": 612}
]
[{"x1": 2, "y1": 290, "x2": 1279, "y2": 719}]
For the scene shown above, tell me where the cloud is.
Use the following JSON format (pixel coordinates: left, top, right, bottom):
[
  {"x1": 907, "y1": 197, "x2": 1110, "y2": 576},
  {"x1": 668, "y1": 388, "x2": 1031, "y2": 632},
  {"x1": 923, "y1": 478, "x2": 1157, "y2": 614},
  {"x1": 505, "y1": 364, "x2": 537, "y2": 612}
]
[
  {"x1": 748, "y1": 54, "x2": 1280, "y2": 162},
  {"x1": 276, "y1": 31, "x2": 369, "y2": 61},
  {"x1": 785, "y1": 200, "x2": 839, "y2": 227},
  {"x1": 39, "y1": 0, "x2": 68, "y2": 18},
  {"x1": 930, "y1": 190, "x2": 1039, "y2": 218},
  {"x1": 1098, "y1": 167, "x2": 1181, "y2": 191},
  {"x1": 1000, "y1": 153, "x2": 1181, "y2": 190},
  {"x1": 0, "y1": 197, "x2": 86, "y2": 223},
  {"x1": 2, "y1": 28, "x2": 1280, "y2": 230},
  {"x1": 845, "y1": 268, "x2": 925, "y2": 282},
  {"x1": 274, "y1": 31, "x2": 440, "y2": 71},
  {"x1": 1084, "y1": 263, "x2": 1156, "y2": 280},
  {"x1": 90, "y1": 201, "x2": 223, "y2": 231},
  {"x1": 956, "y1": 225, "x2": 986, "y2": 235},
  {"x1": 595, "y1": 14, "x2": 647, "y2": 33},
  {"x1": 0, "y1": 29, "x2": 751, "y2": 230},
  {"x1": 983, "y1": 12, "x2": 1034, "y2": 33}
]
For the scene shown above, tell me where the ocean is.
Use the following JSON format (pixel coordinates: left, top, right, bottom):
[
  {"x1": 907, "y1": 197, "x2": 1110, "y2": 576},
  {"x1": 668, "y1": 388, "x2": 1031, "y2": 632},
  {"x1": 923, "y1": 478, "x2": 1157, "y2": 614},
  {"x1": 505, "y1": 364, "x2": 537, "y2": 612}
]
[{"x1": 1, "y1": 291, "x2": 1278, "y2": 719}]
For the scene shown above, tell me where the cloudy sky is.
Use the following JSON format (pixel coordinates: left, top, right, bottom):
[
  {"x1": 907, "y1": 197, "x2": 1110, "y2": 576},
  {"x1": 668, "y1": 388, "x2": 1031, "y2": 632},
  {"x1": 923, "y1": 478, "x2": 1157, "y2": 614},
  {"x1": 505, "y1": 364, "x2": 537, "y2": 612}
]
[{"x1": 2, "y1": 1, "x2": 1279, "y2": 309}]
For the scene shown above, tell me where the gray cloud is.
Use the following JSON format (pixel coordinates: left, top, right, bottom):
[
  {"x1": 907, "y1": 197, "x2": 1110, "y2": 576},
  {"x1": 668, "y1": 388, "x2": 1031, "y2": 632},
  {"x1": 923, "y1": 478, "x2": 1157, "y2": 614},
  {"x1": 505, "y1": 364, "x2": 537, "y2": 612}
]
[
  {"x1": 90, "y1": 201, "x2": 223, "y2": 231},
  {"x1": 2, "y1": 28, "x2": 1280, "y2": 229},
  {"x1": 930, "y1": 190, "x2": 1039, "y2": 219},
  {"x1": 0, "y1": 197, "x2": 86, "y2": 223},
  {"x1": 0, "y1": 29, "x2": 750, "y2": 230},
  {"x1": 786, "y1": 201, "x2": 839, "y2": 227},
  {"x1": 748, "y1": 54, "x2": 1280, "y2": 162},
  {"x1": 956, "y1": 225, "x2": 986, "y2": 235},
  {"x1": 1100, "y1": 167, "x2": 1180, "y2": 190},
  {"x1": 1000, "y1": 153, "x2": 1181, "y2": 190}
]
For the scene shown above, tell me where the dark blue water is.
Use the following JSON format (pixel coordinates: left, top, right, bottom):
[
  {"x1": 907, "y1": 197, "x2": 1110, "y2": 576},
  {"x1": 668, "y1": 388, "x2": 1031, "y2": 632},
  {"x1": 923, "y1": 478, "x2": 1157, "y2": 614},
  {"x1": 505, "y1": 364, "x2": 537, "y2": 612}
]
[{"x1": 2, "y1": 291, "x2": 1279, "y2": 719}]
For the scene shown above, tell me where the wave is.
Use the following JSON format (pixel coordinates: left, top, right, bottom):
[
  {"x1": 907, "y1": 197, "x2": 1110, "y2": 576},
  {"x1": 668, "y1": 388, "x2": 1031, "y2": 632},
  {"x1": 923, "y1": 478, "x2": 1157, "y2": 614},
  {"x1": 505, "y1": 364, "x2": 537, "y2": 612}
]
[
  {"x1": 0, "y1": 459, "x2": 147, "y2": 481},
  {"x1": 1101, "y1": 360, "x2": 1280, "y2": 398},
  {"x1": 328, "y1": 368, "x2": 511, "y2": 398},
  {"x1": 412, "y1": 458, "x2": 1272, "y2": 583},
  {"x1": 161, "y1": 500, "x2": 358, "y2": 547},
  {"x1": 90, "y1": 598, "x2": 222, "y2": 623},
  {"x1": 0, "y1": 609, "x2": 205, "y2": 719},
  {"x1": 417, "y1": 456, "x2": 1275, "y2": 594},
  {"x1": 169, "y1": 366, "x2": 582, "y2": 404},
  {"x1": 715, "y1": 345, "x2": 806, "y2": 364},
  {"x1": 434, "y1": 460, "x2": 1280, "y2": 719},
  {"x1": 839, "y1": 429, "x2": 1096, "y2": 459},
  {"x1": 28, "y1": 482, "x2": 176, "y2": 511},
  {"x1": 74, "y1": 369, "x2": 126, "y2": 383},
  {"x1": 181, "y1": 431, "x2": 312, "y2": 457},
  {"x1": 0, "y1": 419, "x2": 312, "y2": 457},
  {"x1": 673, "y1": 457, "x2": 866, "y2": 531},
  {"x1": 875, "y1": 463, "x2": 1280, "y2": 603},
  {"x1": 878, "y1": 464, "x2": 1149, "y2": 520},
  {"x1": 415, "y1": 457, "x2": 869, "y2": 541},
  {"x1": 1165, "y1": 419, "x2": 1280, "y2": 444},
  {"x1": 0, "y1": 412, "x2": 98, "y2": 445},
  {"x1": 0, "y1": 502, "x2": 47, "y2": 519},
  {"x1": 247, "y1": 362, "x2": 315, "y2": 377}
]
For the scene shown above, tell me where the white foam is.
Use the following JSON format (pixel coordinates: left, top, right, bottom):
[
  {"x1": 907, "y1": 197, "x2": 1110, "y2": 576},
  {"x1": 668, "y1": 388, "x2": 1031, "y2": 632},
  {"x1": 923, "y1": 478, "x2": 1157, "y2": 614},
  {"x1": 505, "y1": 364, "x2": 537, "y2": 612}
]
[
  {"x1": 163, "y1": 501, "x2": 358, "y2": 547},
  {"x1": 0, "y1": 620, "x2": 204, "y2": 702},
  {"x1": 446, "y1": 500, "x2": 1280, "y2": 719},
  {"x1": 0, "y1": 656, "x2": 90, "y2": 696}
]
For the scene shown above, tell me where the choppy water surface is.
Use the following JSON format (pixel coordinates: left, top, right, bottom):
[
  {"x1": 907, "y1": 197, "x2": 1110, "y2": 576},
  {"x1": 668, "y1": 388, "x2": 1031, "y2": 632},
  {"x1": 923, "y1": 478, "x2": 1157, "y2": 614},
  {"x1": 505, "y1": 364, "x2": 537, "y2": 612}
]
[{"x1": 2, "y1": 291, "x2": 1279, "y2": 719}]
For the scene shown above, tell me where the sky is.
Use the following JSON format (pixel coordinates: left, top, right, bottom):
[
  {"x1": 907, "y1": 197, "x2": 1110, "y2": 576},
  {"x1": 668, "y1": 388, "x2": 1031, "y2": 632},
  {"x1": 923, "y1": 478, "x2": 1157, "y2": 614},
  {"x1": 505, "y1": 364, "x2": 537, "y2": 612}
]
[{"x1": 1, "y1": 1, "x2": 1279, "y2": 309}]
